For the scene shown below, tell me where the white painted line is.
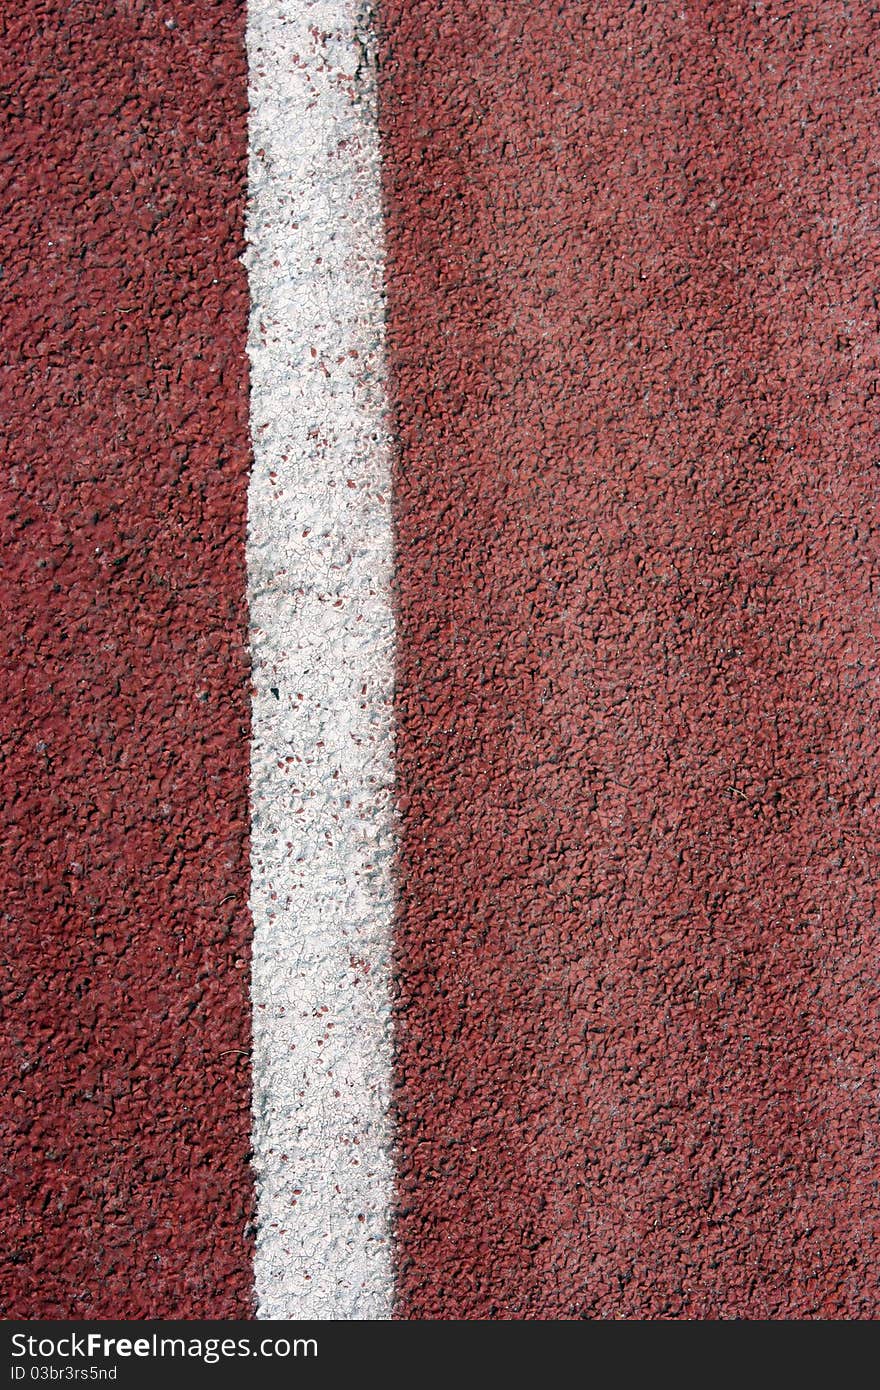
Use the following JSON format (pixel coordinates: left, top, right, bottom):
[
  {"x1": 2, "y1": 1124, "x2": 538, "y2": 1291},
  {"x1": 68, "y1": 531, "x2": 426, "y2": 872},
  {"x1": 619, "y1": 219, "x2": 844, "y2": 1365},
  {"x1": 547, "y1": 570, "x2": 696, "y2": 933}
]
[{"x1": 245, "y1": 0, "x2": 395, "y2": 1319}]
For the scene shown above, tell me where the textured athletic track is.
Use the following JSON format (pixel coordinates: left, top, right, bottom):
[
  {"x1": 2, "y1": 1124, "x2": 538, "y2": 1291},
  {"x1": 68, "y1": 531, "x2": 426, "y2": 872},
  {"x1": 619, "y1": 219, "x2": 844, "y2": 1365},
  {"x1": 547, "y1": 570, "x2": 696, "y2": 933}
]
[
  {"x1": 2, "y1": 0, "x2": 879, "y2": 1321},
  {"x1": 1, "y1": 3, "x2": 254, "y2": 1316},
  {"x1": 381, "y1": 1, "x2": 880, "y2": 1318}
]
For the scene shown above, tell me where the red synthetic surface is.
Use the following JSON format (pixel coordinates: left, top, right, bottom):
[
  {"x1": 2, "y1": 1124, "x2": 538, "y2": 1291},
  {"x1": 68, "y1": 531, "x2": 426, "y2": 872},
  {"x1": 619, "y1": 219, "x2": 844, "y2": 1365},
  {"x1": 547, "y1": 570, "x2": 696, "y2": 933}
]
[
  {"x1": 1, "y1": 3, "x2": 254, "y2": 1316},
  {"x1": 381, "y1": 1, "x2": 880, "y2": 1317}
]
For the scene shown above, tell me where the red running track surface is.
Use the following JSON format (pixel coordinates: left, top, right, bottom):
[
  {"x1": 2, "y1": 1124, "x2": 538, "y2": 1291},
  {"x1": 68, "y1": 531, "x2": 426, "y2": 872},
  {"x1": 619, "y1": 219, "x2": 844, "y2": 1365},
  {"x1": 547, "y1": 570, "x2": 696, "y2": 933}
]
[
  {"x1": 380, "y1": 0, "x2": 880, "y2": 1317},
  {"x1": 1, "y1": 3, "x2": 254, "y2": 1316},
  {"x1": 3, "y1": 0, "x2": 880, "y2": 1323}
]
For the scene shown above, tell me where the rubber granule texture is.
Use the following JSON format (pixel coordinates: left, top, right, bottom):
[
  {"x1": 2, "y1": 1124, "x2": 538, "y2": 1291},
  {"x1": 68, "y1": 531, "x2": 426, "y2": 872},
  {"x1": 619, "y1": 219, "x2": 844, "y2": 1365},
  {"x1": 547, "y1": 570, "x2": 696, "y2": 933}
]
[
  {"x1": 380, "y1": 0, "x2": 880, "y2": 1318},
  {"x1": 1, "y1": 2, "x2": 254, "y2": 1317}
]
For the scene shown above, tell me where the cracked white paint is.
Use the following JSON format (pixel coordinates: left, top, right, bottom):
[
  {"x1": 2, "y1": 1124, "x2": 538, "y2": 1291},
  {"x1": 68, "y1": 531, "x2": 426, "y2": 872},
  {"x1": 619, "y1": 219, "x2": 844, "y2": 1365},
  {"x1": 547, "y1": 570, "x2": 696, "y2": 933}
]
[{"x1": 245, "y1": 0, "x2": 395, "y2": 1319}]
